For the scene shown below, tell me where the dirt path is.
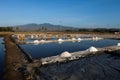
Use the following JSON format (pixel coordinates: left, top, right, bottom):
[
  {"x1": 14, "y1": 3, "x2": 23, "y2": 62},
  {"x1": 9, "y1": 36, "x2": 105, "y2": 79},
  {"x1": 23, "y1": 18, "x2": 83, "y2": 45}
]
[{"x1": 3, "y1": 35, "x2": 25, "y2": 80}]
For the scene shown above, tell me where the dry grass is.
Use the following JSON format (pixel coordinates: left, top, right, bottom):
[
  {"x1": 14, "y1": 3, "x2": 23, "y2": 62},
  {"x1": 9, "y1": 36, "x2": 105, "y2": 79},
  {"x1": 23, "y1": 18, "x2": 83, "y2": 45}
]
[{"x1": 0, "y1": 31, "x2": 114, "y2": 35}]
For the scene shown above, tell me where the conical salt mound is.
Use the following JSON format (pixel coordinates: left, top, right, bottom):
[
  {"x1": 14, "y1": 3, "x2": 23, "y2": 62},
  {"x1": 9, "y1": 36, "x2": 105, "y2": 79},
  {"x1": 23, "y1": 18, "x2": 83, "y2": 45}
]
[
  {"x1": 40, "y1": 40, "x2": 45, "y2": 42},
  {"x1": 117, "y1": 43, "x2": 120, "y2": 46},
  {"x1": 33, "y1": 40, "x2": 39, "y2": 43},
  {"x1": 58, "y1": 38, "x2": 64, "y2": 42},
  {"x1": 77, "y1": 38, "x2": 81, "y2": 41},
  {"x1": 87, "y1": 46, "x2": 98, "y2": 52},
  {"x1": 31, "y1": 35, "x2": 34, "y2": 38},
  {"x1": 60, "y1": 51, "x2": 72, "y2": 58},
  {"x1": 72, "y1": 38, "x2": 76, "y2": 41}
]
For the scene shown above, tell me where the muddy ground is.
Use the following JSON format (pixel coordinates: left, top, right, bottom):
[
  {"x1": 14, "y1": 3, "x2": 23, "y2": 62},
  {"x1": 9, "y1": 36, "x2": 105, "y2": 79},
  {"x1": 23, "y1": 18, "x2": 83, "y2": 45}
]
[
  {"x1": 35, "y1": 51, "x2": 120, "y2": 80},
  {"x1": 3, "y1": 35, "x2": 25, "y2": 80}
]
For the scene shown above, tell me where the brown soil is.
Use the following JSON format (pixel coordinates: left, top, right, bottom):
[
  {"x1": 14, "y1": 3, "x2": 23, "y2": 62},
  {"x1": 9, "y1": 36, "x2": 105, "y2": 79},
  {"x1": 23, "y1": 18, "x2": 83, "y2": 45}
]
[{"x1": 3, "y1": 35, "x2": 25, "y2": 80}]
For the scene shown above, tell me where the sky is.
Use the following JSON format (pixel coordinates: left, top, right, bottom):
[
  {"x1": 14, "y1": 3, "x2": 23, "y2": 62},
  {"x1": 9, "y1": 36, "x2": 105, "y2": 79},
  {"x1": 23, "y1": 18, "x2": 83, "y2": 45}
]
[{"x1": 0, "y1": 0, "x2": 120, "y2": 28}]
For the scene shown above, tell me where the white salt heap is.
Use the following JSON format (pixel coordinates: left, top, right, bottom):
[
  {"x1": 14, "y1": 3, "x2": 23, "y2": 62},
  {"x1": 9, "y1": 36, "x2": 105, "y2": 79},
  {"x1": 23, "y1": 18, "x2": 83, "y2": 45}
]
[
  {"x1": 87, "y1": 46, "x2": 98, "y2": 52},
  {"x1": 40, "y1": 40, "x2": 45, "y2": 42},
  {"x1": 117, "y1": 43, "x2": 120, "y2": 46},
  {"x1": 31, "y1": 35, "x2": 34, "y2": 38},
  {"x1": 60, "y1": 51, "x2": 72, "y2": 58},
  {"x1": 58, "y1": 38, "x2": 64, "y2": 42},
  {"x1": 33, "y1": 40, "x2": 39, "y2": 43},
  {"x1": 77, "y1": 38, "x2": 81, "y2": 41},
  {"x1": 72, "y1": 38, "x2": 76, "y2": 41},
  {"x1": 95, "y1": 37, "x2": 98, "y2": 39},
  {"x1": 93, "y1": 37, "x2": 98, "y2": 40}
]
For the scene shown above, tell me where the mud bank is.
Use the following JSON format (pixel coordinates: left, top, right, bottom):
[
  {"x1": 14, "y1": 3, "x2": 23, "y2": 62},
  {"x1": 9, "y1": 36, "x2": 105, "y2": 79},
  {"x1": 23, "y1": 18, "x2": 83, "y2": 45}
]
[
  {"x1": 3, "y1": 35, "x2": 25, "y2": 80},
  {"x1": 32, "y1": 45, "x2": 120, "y2": 65},
  {"x1": 34, "y1": 50, "x2": 120, "y2": 80}
]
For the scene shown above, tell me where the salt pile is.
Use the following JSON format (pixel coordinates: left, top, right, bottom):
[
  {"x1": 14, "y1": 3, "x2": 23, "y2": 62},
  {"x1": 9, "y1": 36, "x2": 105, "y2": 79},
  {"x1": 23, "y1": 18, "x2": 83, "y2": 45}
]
[
  {"x1": 117, "y1": 43, "x2": 120, "y2": 46},
  {"x1": 93, "y1": 37, "x2": 98, "y2": 40},
  {"x1": 31, "y1": 35, "x2": 34, "y2": 38},
  {"x1": 58, "y1": 38, "x2": 64, "y2": 42},
  {"x1": 87, "y1": 46, "x2": 98, "y2": 52},
  {"x1": 77, "y1": 38, "x2": 81, "y2": 41},
  {"x1": 40, "y1": 40, "x2": 45, "y2": 42},
  {"x1": 72, "y1": 38, "x2": 76, "y2": 41},
  {"x1": 60, "y1": 51, "x2": 72, "y2": 58},
  {"x1": 95, "y1": 37, "x2": 98, "y2": 39},
  {"x1": 33, "y1": 40, "x2": 39, "y2": 43}
]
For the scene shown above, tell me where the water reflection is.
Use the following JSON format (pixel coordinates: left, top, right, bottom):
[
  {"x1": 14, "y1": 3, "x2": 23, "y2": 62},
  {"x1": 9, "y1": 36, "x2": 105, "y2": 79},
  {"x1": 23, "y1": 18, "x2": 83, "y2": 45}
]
[
  {"x1": 58, "y1": 42, "x2": 63, "y2": 44},
  {"x1": 0, "y1": 38, "x2": 4, "y2": 79},
  {"x1": 21, "y1": 39, "x2": 120, "y2": 59}
]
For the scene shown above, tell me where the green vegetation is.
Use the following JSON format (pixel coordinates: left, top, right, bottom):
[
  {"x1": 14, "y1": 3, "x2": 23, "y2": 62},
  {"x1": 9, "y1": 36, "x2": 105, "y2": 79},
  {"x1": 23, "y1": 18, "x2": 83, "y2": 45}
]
[
  {"x1": 0, "y1": 26, "x2": 119, "y2": 34},
  {"x1": 0, "y1": 27, "x2": 13, "y2": 32},
  {"x1": 78, "y1": 28, "x2": 120, "y2": 33}
]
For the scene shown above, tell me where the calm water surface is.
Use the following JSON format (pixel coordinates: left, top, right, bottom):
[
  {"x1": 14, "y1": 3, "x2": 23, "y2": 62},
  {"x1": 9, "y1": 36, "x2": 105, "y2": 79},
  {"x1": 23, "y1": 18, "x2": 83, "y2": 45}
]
[
  {"x1": 0, "y1": 38, "x2": 4, "y2": 79},
  {"x1": 21, "y1": 39, "x2": 120, "y2": 59}
]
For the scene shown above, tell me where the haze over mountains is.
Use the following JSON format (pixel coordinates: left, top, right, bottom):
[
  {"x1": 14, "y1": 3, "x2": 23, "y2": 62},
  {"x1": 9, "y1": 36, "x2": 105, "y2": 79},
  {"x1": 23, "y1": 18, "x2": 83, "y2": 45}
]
[
  {"x1": 9, "y1": 22, "x2": 120, "y2": 32},
  {"x1": 13, "y1": 23, "x2": 78, "y2": 31}
]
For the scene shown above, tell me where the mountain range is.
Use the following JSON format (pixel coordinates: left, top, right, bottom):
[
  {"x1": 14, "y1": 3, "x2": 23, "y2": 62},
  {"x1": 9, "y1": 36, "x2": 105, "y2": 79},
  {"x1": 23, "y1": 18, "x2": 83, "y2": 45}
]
[{"x1": 13, "y1": 23, "x2": 78, "y2": 31}]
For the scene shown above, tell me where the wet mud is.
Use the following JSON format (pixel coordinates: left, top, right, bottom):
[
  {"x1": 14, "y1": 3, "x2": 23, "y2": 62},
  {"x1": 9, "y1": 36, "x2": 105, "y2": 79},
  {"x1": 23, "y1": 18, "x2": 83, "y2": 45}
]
[{"x1": 35, "y1": 51, "x2": 120, "y2": 80}]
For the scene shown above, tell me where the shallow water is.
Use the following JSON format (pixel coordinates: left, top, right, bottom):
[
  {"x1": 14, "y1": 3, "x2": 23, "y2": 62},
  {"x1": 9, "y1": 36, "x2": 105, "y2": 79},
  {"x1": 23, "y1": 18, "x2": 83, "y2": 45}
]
[
  {"x1": 20, "y1": 39, "x2": 120, "y2": 59},
  {"x1": 35, "y1": 51, "x2": 120, "y2": 80},
  {"x1": 0, "y1": 38, "x2": 4, "y2": 79}
]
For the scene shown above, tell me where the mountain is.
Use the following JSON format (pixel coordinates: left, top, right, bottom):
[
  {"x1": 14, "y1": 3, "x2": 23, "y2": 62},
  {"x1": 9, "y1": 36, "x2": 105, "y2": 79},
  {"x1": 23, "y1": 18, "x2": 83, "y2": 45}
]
[{"x1": 13, "y1": 23, "x2": 78, "y2": 31}]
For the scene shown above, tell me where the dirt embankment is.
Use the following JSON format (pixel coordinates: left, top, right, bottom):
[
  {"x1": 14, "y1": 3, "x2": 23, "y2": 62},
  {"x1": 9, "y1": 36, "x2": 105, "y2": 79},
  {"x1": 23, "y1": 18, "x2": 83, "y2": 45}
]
[
  {"x1": 0, "y1": 31, "x2": 119, "y2": 39},
  {"x1": 3, "y1": 35, "x2": 25, "y2": 80}
]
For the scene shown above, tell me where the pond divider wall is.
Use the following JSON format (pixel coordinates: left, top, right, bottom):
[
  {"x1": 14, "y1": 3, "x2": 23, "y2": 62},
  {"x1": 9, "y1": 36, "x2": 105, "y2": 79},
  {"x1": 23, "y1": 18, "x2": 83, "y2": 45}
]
[
  {"x1": 17, "y1": 44, "x2": 33, "y2": 63},
  {"x1": 32, "y1": 45, "x2": 120, "y2": 66},
  {"x1": 3, "y1": 35, "x2": 26, "y2": 80}
]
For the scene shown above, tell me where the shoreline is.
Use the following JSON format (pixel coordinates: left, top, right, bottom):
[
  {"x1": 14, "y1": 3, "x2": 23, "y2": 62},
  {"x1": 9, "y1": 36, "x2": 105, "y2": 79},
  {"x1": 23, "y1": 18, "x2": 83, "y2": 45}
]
[
  {"x1": 3, "y1": 35, "x2": 26, "y2": 80},
  {"x1": 32, "y1": 45, "x2": 120, "y2": 66},
  {"x1": 1, "y1": 32, "x2": 120, "y2": 80}
]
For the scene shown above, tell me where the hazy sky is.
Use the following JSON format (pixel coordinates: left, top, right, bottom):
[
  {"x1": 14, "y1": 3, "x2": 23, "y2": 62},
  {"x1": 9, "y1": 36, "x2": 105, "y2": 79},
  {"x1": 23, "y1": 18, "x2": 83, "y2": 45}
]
[{"x1": 0, "y1": 0, "x2": 120, "y2": 28}]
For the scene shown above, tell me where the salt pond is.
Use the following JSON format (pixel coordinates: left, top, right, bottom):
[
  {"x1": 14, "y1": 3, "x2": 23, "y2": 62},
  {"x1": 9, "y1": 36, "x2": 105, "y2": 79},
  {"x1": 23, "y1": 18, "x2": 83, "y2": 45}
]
[
  {"x1": 20, "y1": 39, "x2": 120, "y2": 59},
  {"x1": 0, "y1": 38, "x2": 4, "y2": 79}
]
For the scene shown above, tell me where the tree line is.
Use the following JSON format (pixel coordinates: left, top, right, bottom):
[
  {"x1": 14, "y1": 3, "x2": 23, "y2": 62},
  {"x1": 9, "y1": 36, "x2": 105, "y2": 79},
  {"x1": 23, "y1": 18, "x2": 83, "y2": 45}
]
[
  {"x1": 0, "y1": 26, "x2": 119, "y2": 33},
  {"x1": 77, "y1": 28, "x2": 120, "y2": 33},
  {"x1": 0, "y1": 27, "x2": 13, "y2": 31}
]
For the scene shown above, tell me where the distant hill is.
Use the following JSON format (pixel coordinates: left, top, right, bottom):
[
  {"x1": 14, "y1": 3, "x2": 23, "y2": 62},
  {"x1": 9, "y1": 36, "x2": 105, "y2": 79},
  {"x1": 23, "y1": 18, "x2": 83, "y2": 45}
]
[{"x1": 13, "y1": 23, "x2": 78, "y2": 31}]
